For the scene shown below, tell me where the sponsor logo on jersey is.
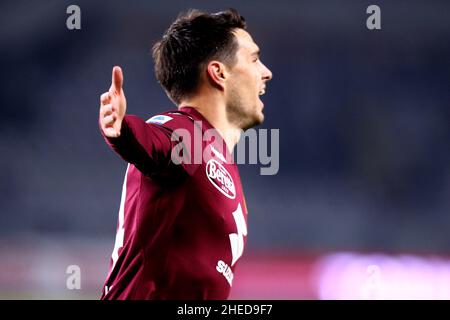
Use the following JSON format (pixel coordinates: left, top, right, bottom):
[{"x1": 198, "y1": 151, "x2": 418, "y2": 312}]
[
  {"x1": 146, "y1": 115, "x2": 173, "y2": 125},
  {"x1": 206, "y1": 159, "x2": 236, "y2": 199}
]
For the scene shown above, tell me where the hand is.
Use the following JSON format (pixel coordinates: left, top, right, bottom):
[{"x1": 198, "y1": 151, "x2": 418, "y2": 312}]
[{"x1": 99, "y1": 66, "x2": 127, "y2": 138}]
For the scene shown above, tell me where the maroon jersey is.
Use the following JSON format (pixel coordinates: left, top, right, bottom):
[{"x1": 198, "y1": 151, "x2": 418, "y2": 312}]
[{"x1": 100, "y1": 106, "x2": 248, "y2": 300}]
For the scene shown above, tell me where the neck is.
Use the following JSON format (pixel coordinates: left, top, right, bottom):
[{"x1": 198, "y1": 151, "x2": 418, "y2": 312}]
[{"x1": 179, "y1": 93, "x2": 241, "y2": 154}]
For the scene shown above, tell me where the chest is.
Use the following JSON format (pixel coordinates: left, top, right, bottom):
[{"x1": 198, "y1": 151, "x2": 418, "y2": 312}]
[{"x1": 187, "y1": 156, "x2": 248, "y2": 235}]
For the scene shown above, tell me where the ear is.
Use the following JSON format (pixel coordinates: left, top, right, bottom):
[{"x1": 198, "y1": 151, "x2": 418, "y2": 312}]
[{"x1": 206, "y1": 61, "x2": 227, "y2": 91}]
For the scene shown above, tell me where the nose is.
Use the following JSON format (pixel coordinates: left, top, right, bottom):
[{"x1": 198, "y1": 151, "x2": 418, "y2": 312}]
[{"x1": 262, "y1": 63, "x2": 273, "y2": 82}]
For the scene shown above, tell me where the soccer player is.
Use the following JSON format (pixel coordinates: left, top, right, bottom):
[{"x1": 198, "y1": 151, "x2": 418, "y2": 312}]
[{"x1": 98, "y1": 8, "x2": 272, "y2": 299}]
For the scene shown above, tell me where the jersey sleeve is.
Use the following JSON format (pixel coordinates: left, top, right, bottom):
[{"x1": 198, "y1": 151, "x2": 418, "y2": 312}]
[{"x1": 101, "y1": 114, "x2": 174, "y2": 176}]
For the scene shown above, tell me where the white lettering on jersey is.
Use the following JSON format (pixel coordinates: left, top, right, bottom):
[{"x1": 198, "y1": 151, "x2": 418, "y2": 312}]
[
  {"x1": 216, "y1": 260, "x2": 234, "y2": 286},
  {"x1": 104, "y1": 285, "x2": 113, "y2": 296},
  {"x1": 111, "y1": 165, "x2": 129, "y2": 271},
  {"x1": 229, "y1": 203, "x2": 247, "y2": 266}
]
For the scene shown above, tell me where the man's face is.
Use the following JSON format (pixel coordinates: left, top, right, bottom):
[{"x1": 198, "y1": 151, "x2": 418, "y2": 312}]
[{"x1": 224, "y1": 29, "x2": 273, "y2": 130}]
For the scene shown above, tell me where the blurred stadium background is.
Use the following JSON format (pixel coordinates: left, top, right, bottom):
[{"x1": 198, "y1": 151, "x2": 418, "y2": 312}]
[{"x1": 0, "y1": 0, "x2": 449, "y2": 299}]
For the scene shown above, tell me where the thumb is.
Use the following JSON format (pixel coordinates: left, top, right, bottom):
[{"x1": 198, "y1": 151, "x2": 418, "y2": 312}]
[{"x1": 111, "y1": 66, "x2": 123, "y2": 92}]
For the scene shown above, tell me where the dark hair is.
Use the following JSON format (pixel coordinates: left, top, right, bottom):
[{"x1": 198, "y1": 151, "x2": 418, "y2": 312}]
[{"x1": 152, "y1": 8, "x2": 246, "y2": 104}]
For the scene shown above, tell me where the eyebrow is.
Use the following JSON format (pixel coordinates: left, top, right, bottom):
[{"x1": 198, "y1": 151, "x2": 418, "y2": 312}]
[{"x1": 251, "y1": 50, "x2": 260, "y2": 58}]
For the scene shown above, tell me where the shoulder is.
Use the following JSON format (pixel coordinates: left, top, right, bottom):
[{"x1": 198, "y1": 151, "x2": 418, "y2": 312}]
[
  {"x1": 145, "y1": 110, "x2": 199, "y2": 134},
  {"x1": 146, "y1": 110, "x2": 203, "y2": 156}
]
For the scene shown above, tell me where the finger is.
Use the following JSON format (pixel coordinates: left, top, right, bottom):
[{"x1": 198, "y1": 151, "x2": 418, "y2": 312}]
[
  {"x1": 111, "y1": 66, "x2": 123, "y2": 92},
  {"x1": 104, "y1": 127, "x2": 120, "y2": 138},
  {"x1": 102, "y1": 114, "x2": 116, "y2": 127},
  {"x1": 100, "y1": 104, "x2": 113, "y2": 117},
  {"x1": 100, "y1": 92, "x2": 111, "y2": 105}
]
